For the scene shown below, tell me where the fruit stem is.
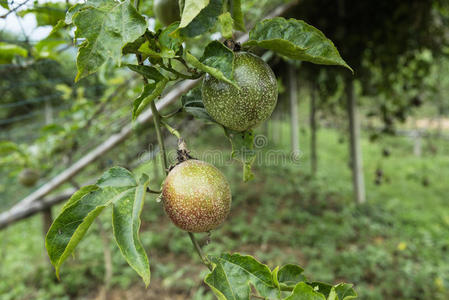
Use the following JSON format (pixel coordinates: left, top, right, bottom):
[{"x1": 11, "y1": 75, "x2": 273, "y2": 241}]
[
  {"x1": 161, "y1": 108, "x2": 182, "y2": 119},
  {"x1": 161, "y1": 120, "x2": 181, "y2": 139},
  {"x1": 176, "y1": 138, "x2": 193, "y2": 163},
  {"x1": 223, "y1": 39, "x2": 241, "y2": 52},
  {"x1": 188, "y1": 232, "x2": 213, "y2": 270}
]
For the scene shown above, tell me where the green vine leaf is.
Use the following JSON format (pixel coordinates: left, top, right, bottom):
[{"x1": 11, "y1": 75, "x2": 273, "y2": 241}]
[
  {"x1": 205, "y1": 253, "x2": 281, "y2": 300},
  {"x1": 18, "y1": 3, "x2": 66, "y2": 27},
  {"x1": 112, "y1": 173, "x2": 151, "y2": 287},
  {"x1": 185, "y1": 40, "x2": 238, "y2": 88},
  {"x1": 45, "y1": 167, "x2": 151, "y2": 286},
  {"x1": 0, "y1": 141, "x2": 27, "y2": 159},
  {"x1": 123, "y1": 36, "x2": 147, "y2": 55},
  {"x1": 230, "y1": 0, "x2": 245, "y2": 31},
  {"x1": 65, "y1": 3, "x2": 83, "y2": 24},
  {"x1": 132, "y1": 79, "x2": 169, "y2": 119},
  {"x1": 138, "y1": 24, "x2": 181, "y2": 59},
  {"x1": 275, "y1": 264, "x2": 307, "y2": 290},
  {"x1": 0, "y1": 42, "x2": 28, "y2": 63},
  {"x1": 225, "y1": 129, "x2": 256, "y2": 182},
  {"x1": 219, "y1": 12, "x2": 234, "y2": 39},
  {"x1": 159, "y1": 22, "x2": 183, "y2": 53},
  {"x1": 177, "y1": 0, "x2": 210, "y2": 30},
  {"x1": 0, "y1": 0, "x2": 9, "y2": 9},
  {"x1": 138, "y1": 42, "x2": 173, "y2": 59},
  {"x1": 71, "y1": 0, "x2": 147, "y2": 81},
  {"x1": 204, "y1": 253, "x2": 356, "y2": 300},
  {"x1": 284, "y1": 282, "x2": 326, "y2": 300},
  {"x1": 243, "y1": 17, "x2": 353, "y2": 72},
  {"x1": 46, "y1": 185, "x2": 115, "y2": 278},
  {"x1": 126, "y1": 64, "x2": 167, "y2": 82},
  {"x1": 179, "y1": 0, "x2": 223, "y2": 38},
  {"x1": 307, "y1": 282, "x2": 357, "y2": 300},
  {"x1": 332, "y1": 283, "x2": 357, "y2": 300},
  {"x1": 181, "y1": 87, "x2": 217, "y2": 123}
]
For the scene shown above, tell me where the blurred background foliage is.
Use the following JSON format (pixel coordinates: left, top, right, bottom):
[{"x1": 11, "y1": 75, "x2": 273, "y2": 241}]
[{"x1": 1, "y1": 0, "x2": 449, "y2": 299}]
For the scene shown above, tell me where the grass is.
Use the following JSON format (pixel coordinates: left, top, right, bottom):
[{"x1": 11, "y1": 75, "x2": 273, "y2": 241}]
[{"x1": 0, "y1": 121, "x2": 448, "y2": 300}]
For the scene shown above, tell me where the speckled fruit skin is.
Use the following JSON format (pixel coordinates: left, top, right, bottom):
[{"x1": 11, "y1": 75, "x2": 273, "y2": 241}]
[
  {"x1": 162, "y1": 160, "x2": 232, "y2": 233},
  {"x1": 202, "y1": 52, "x2": 278, "y2": 132},
  {"x1": 18, "y1": 168, "x2": 39, "y2": 187},
  {"x1": 154, "y1": 0, "x2": 180, "y2": 27}
]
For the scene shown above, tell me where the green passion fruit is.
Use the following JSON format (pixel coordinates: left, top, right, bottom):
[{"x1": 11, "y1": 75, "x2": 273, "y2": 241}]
[
  {"x1": 162, "y1": 160, "x2": 231, "y2": 233},
  {"x1": 18, "y1": 168, "x2": 39, "y2": 187},
  {"x1": 153, "y1": 0, "x2": 180, "y2": 27},
  {"x1": 202, "y1": 51, "x2": 278, "y2": 132}
]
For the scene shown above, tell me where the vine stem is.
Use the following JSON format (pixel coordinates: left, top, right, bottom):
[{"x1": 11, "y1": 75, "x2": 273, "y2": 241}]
[
  {"x1": 133, "y1": 0, "x2": 212, "y2": 273},
  {"x1": 188, "y1": 232, "x2": 213, "y2": 270},
  {"x1": 161, "y1": 120, "x2": 181, "y2": 139},
  {"x1": 136, "y1": 53, "x2": 169, "y2": 171}
]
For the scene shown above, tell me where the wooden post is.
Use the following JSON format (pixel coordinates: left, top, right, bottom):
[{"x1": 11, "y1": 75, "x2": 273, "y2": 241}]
[
  {"x1": 412, "y1": 130, "x2": 422, "y2": 157},
  {"x1": 310, "y1": 86, "x2": 317, "y2": 176},
  {"x1": 346, "y1": 79, "x2": 366, "y2": 204},
  {"x1": 289, "y1": 65, "x2": 300, "y2": 155}
]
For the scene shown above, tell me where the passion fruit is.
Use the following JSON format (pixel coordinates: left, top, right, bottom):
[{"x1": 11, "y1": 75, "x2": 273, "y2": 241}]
[
  {"x1": 153, "y1": 0, "x2": 180, "y2": 27},
  {"x1": 162, "y1": 160, "x2": 231, "y2": 232},
  {"x1": 18, "y1": 168, "x2": 39, "y2": 187},
  {"x1": 202, "y1": 51, "x2": 278, "y2": 132}
]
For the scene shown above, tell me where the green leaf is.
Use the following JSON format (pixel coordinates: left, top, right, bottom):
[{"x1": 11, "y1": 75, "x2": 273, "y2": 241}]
[
  {"x1": 305, "y1": 282, "x2": 332, "y2": 299},
  {"x1": 65, "y1": 3, "x2": 84, "y2": 24},
  {"x1": 181, "y1": 87, "x2": 217, "y2": 123},
  {"x1": 33, "y1": 32, "x2": 67, "y2": 59},
  {"x1": 225, "y1": 129, "x2": 256, "y2": 182},
  {"x1": 230, "y1": 0, "x2": 245, "y2": 31},
  {"x1": 96, "y1": 166, "x2": 137, "y2": 188},
  {"x1": 1, "y1": 0, "x2": 9, "y2": 9},
  {"x1": 178, "y1": 0, "x2": 210, "y2": 29},
  {"x1": 112, "y1": 174, "x2": 150, "y2": 286},
  {"x1": 244, "y1": 17, "x2": 352, "y2": 72},
  {"x1": 126, "y1": 64, "x2": 167, "y2": 82},
  {"x1": 185, "y1": 41, "x2": 238, "y2": 88},
  {"x1": 0, "y1": 141, "x2": 25, "y2": 157},
  {"x1": 122, "y1": 36, "x2": 147, "y2": 55},
  {"x1": 159, "y1": 22, "x2": 183, "y2": 53},
  {"x1": 18, "y1": 3, "x2": 66, "y2": 27},
  {"x1": 284, "y1": 282, "x2": 326, "y2": 300},
  {"x1": 205, "y1": 253, "x2": 281, "y2": 300},
  {"x1": 305, "y1": 282, "x2": 357, "y2": 300},
  {"x1": 138, "y1": 23, "x2": 182, "y2": 59},
  {"x1": 0, "y1": 42, "x2": 28, "y2": 64},
  {"x1": 46, "y1": 185, "x2": 115, "y2": 277},
  {"x1": 276, "y1": 264, "x2": 307, "y2": 289},
  {"x1": 72, "y1": 0, "x2": 147, "y2": 81},
  {"x1": 132, "y1": 79, "x2": 169, "y2": 119},
  {"x1": 307, "y1": 282, "x2": 356, "y2": 300},
  {"x1": 179, "y1": 0, "x2": 223, "y2": 38},
  {"x1": 138, "y1": 41, "x2": 176, "y2": 59},
  {"x1": 46, "y1": 167, "x2": 151, "y2": 285},
  {"x1": 333, "y1": 283, "x2": 357, "y2": 300},
  {"x1": 219, "y1": 12, "x2": 234, "y2": 39}
]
